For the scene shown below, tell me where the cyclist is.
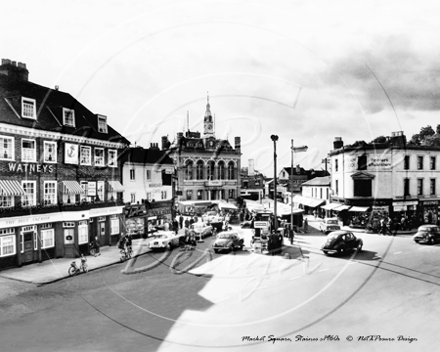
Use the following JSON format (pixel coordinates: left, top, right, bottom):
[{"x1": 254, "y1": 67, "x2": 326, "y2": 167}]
[{"x1": 126, "y1": 233, "x2": 133, "y2": 256}]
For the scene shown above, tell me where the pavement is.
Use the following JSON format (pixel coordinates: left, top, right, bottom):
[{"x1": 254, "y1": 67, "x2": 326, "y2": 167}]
[{"x1": 0, "y1": 237, "x2": 155, "y2": 285}]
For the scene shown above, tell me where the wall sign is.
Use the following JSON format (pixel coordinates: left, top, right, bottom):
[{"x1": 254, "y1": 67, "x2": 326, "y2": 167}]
[
  {"x1": 88, "y1": 181, "x2": 96, "y2": 196},
  {"x1": 7, "y1": 163, "x2": 54, "y2": 173},
  {"x1": 65, "y1": 143, "x2": 79, "y2": 164}
]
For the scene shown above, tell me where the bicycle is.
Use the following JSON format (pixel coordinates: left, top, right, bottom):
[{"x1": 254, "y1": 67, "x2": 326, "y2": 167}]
[
  {"x1": 68, "y1": 255, "x2": 88, "y2": 276},
  {"x1": 120, "y1": 245, "x2": 133, "y2": 262}
]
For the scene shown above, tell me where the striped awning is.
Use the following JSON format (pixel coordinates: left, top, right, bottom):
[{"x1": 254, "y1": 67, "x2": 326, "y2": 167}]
[
  {"x1": 108, "y1": 180, "x2": 125, "y2": 192},
  {"x1": 60, "y1": 181, "x2": 85, "y2": 195},
  {"x1": 0, "y1": 180, "x2": 26, "y2": 196}
]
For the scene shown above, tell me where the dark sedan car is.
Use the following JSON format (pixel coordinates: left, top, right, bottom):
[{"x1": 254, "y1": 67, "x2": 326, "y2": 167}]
[
  {"x1": 413, "y1": 225, "x2": 440, "y2": 245},
  {"x1": 321, "y1": 231, "x2": 363, "y2": 255},
  {"x1": 212, "y1": 231, "x2": 244, "y2": 253}
]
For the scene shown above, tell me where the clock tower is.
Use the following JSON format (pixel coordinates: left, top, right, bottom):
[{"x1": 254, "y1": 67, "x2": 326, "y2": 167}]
[{"x1": 204, "y1": 93, "x2": 214, "y2": 137}]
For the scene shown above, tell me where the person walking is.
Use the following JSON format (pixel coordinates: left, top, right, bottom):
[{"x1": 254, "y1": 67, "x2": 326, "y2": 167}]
[
  {"x1": 94, "y1": 236, "x2": 101, "y2": 256},
  {"x1": 179, "y1": 215, "x2": 184, "y2": 229},
  {"x1": 289, "y1": 225, "x2": 295, "y2": 245},
  {"x1": 303, "y1": 218, "x2": 308, "y2": 233},
  {"x1": 184, "y1": 218, "x2": 190, "y2": 229}
]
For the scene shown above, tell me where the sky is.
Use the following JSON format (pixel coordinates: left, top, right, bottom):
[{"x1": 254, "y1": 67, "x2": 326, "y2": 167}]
[{"x1": 2, "y1": 0, "x2": 440, "y2": 176}]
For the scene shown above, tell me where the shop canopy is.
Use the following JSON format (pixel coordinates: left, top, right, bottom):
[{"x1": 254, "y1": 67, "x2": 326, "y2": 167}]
[
  {"x1": 320, "y1": 203, "x2": 343, "y2": 211},
  {"x1": 214, "y1": 201, "x2": 238, "y2": 210},
  {"x1": 333, "y1": 205, "x2": 351, "y2": 211},
  {"x1": 60, "y1": 180, "x2": 84, "y2": 195},
  {"x1": 107, "y1": 180, "x2": 125, "y2": 192},
  {"x1": 0, "y1": 180, "x2": 26, "y2": 196},
  {"x1": 348, "y1": 206, "x2": 370, "y2": 212},
  {"x1": 293, "y1": 195, "x2": 325, "y2": 208}
]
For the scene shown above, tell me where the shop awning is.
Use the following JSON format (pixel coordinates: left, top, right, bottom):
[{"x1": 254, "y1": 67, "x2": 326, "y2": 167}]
[
  {"x1": 293, "y1": 195, "x2": 325, "y2": 208},
  {"x1": 0, "y1": 180, "x2": 26, "y2": 196},
  {"x1": 108, "y1": 180, "x2": 125, "y2": 192},
  {"x1": 60, "y1": 181, "x2": 85, "y2": 195},
  {"x1": 333, "y1": 205, "x2": 351, "y2": 211},
  {"x1": 348, "y1": 206, "x2": 370, "y2": 212},
  {"x1": 320, "y1": 202, "x2": 343, "y2": 211}
]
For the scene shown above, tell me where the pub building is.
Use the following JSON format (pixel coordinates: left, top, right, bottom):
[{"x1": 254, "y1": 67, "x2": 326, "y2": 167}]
[{"x1": 0, "y1": 59, "x2": 129, "y2": 270}]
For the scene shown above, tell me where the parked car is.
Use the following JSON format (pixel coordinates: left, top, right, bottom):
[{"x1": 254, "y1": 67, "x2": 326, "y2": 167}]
[
  {"x1": 149, "y1": 231, "x2": 181, "y2": 250},
  {"x1": 191, "y1": 222, "x2": 213, "y2": 240},
  {"x1": 319, "y1": 218, "x2": 341, "y2": 234},
  {"x1": 321, "y1": 231, "x2": 363, "y2": 255},
  {"x1": 413, "y1": 225, "x2": 440, "y2": 245},
  {"x1": 212, "y1": 231, "x2": 244, "y2": 253}
]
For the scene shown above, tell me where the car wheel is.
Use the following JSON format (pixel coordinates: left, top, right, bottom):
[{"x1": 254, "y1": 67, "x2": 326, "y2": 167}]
[
  {"x1": 429, "y1": 237, "x2": 434, "y2": 245},
  {"x1": 323, "y1": 250, "x2": 328, "y2": 255},
  {"x1": 167, "y1": 243, "x2": 172, "y2": 251},
  {"x1": 357, "y1": 243, "x2": 363, "y2": 251},
  {"x1": 214, "y1": 249, "x2": 218, "y2": 253}
]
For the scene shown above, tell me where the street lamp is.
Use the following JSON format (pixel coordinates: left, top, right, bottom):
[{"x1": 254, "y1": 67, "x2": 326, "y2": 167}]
[
  {"x1": 290, "y1": 139, "x2": 308, "y2": 228},
  {"x1": 271, "y1": 135, "x2": 279, "y2": 230}
]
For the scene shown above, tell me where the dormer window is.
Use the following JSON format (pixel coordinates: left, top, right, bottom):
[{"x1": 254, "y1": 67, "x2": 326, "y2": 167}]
[
  {"x1": 21, "y1": 97, "x2": 36, "y2": 119},
  {"x1": 97, "y1": 115, "x2": 108, "y2": 133},
  {"x1": 63, "y1": 108, "x2": 75, "y2": 127}
]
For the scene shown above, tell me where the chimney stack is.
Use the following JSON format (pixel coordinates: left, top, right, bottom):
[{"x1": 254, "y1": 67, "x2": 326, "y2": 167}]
[
  {"x1": 333, "y1": 137, "x2": 344, "y2": 150},
  {"x1": 0, "y1": 58, "x2": 29, "y2": 81}
]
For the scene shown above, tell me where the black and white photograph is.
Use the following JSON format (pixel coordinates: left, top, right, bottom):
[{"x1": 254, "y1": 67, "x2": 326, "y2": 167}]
[{"x1": 0, "y1": 1, "x2": 439, "y2": 351}]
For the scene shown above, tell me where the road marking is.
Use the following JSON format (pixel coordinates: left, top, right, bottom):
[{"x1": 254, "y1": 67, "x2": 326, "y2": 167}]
[
  {"x1": 318, "y1": 268, "x2": 329, "y2": 272},
  {"x1": 394, "y1": 251, "x2": 402, "y2": 254},
  {"x1": 213, "y1": 296, "x2": 230, "y2": 303},
  {"x1": 289, "y1": 276, "x2": 302, "y2": 280}
]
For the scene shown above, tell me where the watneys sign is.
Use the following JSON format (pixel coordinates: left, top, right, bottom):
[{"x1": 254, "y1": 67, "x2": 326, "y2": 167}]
[{"x1": 8, "y1": 163, "x2": 54, "y2": 173}]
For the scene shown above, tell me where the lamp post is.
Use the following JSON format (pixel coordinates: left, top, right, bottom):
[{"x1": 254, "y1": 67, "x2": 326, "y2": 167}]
[
  {"x1": 271, "y1": 135, "x2": 279, "y2": 230},
  {"x1": 290, "y1": 140, "x2": 308, "y2": 227}
]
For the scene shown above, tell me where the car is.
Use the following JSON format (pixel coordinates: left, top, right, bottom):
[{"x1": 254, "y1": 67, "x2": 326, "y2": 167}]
[
  {"x1": 413, "y1": 225, "x2": 440, "y2": 245},
  {"x1": 148, "y1": 231, "x2": 181, "y2": 250},
  {"x1": 191, "y1": 222, "x2": 213, "y2": 240},
  {"x1": 202, "y1": 211, "x2": 218, "y2": 223},
  {"x1": 321, "y1": 231, "x2": 363, "y2": 255},
  {"x1": 212, "y1": 231, "x2": 244, "y2": 253},
  {"x1": 319, "y1": 218, "x2": 341, "y2": 234}
]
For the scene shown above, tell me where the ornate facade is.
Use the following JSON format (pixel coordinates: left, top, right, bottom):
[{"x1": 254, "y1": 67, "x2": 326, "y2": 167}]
[{"x1": 162, "y1": 96, "x2": 241, "y2": 201}]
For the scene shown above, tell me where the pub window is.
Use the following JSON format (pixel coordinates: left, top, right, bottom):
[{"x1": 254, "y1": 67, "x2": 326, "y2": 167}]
[
  {"x1": 43, "y1": 141, "x2": 57, "y2": 163},
  {"x1": 22, "y1": 181, "x2": 36, "y2": 207},
  {"x1": 22, "y1": 139, "x2": 36, "y2": 162},
  {"x1": 0, "y1": 228, "x2": 16, "y2": 257},
  {"x1": 21, "y1": 97, "x2": 36, "y2": 119},
  {"x1": 0, "y1": 195, "x2": 14, "y2": 208},
  {"x1": 44, "y1": 181, "x2": 57, "y2": 205},
  {"x1": 0, "y1": 135, "x2": 15, "y2": 161},
  {"x1": 94, "y1": 148, "x2": 104, "y2": 166},
  {"x1": 63, "y1": 108, "x2": 75, "y2": 127},
  {"x1": 404, "y1": 155, "x2": 410, "y2": 170},
  {"x1": 431, "y1": 178, "x2": 436, "y2": 196},
  {"x1": 186, "y1": 190, "x2": 192, "y2": 200},
  {"x1": 111, "y1": 218, "x2": 119, "y2": 235},
  {"x1": 431, "y1": 156, "x2": 436, "y2": 170},
  {"x1": 80, "y1": 146, "x2": 91, "y2": 165},
  {"x1": 353, "y1": 179, "x2": 372, "y2": 197},
  {"x1": 357, "y1": 154, "x2": 367, "y2": 171},
  {"x1": 404, "y1": 178, "x2": 410, "y2": 196},
  {"x1": 108, "y1": 150, "x2": 117, "y2": 168},
  {"x1": 40, "y1": 229, "x2": 55, "y2": 249}
]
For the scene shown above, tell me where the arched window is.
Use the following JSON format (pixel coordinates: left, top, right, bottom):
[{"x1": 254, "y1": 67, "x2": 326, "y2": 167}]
[
  {"x1": 207, "y1": 160, "x2": 215, "y2": 180},
  {"x1": 217, "y1": 161, "x2": 225, "y2": 180},
  {"x1": 227, "y1": 161, "x2": 235, "y2": 180},
  {"x1": 196, "y1": 160, "x2": 204, "y2": 180},
  {"x1": 185, "y1": 160, "x2": 193, "y2": 180}
]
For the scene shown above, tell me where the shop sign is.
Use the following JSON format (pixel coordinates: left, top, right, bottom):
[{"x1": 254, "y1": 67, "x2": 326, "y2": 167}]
[
  {"x1": 90, "y1": 206, "x2": 123, "y2": 217},
  {"x1": 254, "y1": 221, "x2": 269, "y2": 228},
  {"x1": 368, "y1": 157, "x2": 391, "y2": 168},
  {"x1": 206, "y1": 180, "x2": 223, "y2": 187},
  {"x1": 393, "y1": 201, "x2": 418, "y2": 206},
  {"x1": 149, "y1": 207, "x2": 171, "y2": 217},
  {"x1": 148, "y1": 183, "x2": 162, "y2": 188},
  {"x1": 88, "y1": 182, "x2": 96, "y2": 196},
  {"x1": 124, "y1": 205, "x2": 147, "y2": 218},
  {"x1": 421, "y1": 200, "x2": 439, "y2": 206},
  {"x1": 65, "y1": 143, "x2": 79, "y2": 164},
  {"x1": 7, "y1": 163, "x2": 54, "y2": 173}
]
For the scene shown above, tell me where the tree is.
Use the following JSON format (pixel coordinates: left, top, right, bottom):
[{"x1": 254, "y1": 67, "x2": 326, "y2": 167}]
[
  {"x1": 371, "y1": 136, "x2": 387, "y2": 144},
  {"x1": 424, "y1": 135, "x2": 440, "y2": 147},
  {"x1": 436, "y1": 124, "x2": 440, "y2": 135},
  {"x1": 410, "y1": 133, "x2": 421, "y2": 145},
  {"x1": 419, "y1": 125, "x2": 435, "y2": 139}
]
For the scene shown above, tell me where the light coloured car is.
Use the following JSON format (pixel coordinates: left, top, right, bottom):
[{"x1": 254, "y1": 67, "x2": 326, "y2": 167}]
[
  {"x1": 212, "y1": 231, "x2": 244, "y2": 253},
  {"x1": 191, "y1": 222, "x2": 213, "y2": 240},
  {"x1": 319, "y1": 218, "x2": 341, "y2": 234},
  {"x1": 148, "y1": 231, "x2": 181, "y2": 250}
]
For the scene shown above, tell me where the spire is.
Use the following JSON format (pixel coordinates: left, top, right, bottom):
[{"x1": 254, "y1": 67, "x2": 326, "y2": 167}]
[{"x1": 204, "y1": 91, "x2": 212, "y2": 122}]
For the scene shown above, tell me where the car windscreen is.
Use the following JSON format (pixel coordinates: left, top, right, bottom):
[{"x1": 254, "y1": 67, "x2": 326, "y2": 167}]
[
  {"x1": 327, "y1": 220, "x2": 338, "y2": 224},
  {"x1": 218, "y1": 233, "x2": 234, "y2": 239}
]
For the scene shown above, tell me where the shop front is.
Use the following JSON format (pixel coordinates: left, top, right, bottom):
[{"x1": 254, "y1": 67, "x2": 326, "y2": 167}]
[
  {"x1": 418, "y1": 199, "x2": 440, "y2": 225},
  {"x1": 89, "y1": 206, "x2": 124, "y2": 246}
]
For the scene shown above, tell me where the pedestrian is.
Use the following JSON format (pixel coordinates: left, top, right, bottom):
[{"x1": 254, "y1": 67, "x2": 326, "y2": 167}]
[
  {"x1": 179, "y1": 215, "x2": 184, "y2": 229},
  {"x1": 303, "y1": 218, "x2": 308, "y2": 233},
  {"x1": 173, "y1": 219, "x2": 179, "y2": 233},
  {"x1": 94, "y1": 236, "x2": 101, "y2": 256},
  {"x1": 184, "y1": 218, "x2": 190, "y2": 229},
  {"x1": 190, "y1": 217, "x2": 195, "y2": 226},
  {"x1": 313, "y1": 210, "x2": 317, "y2": 219},
  {"x1": 289, "y1": 225, "x2": 294, "y2": 244}
]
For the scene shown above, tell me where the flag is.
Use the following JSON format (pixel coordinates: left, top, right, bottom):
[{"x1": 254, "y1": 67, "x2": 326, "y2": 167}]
[{"x1": 292, "y1": 145, "x2": 308, "y2": 153}]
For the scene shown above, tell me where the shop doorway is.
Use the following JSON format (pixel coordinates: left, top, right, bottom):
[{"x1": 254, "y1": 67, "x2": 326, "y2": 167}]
[
  {"x1": 99, "y1": 221, "x2": 106, "y2": 240},
  {"x1": 22, "y1": 231, "x2": 34, "y2": 263}
]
